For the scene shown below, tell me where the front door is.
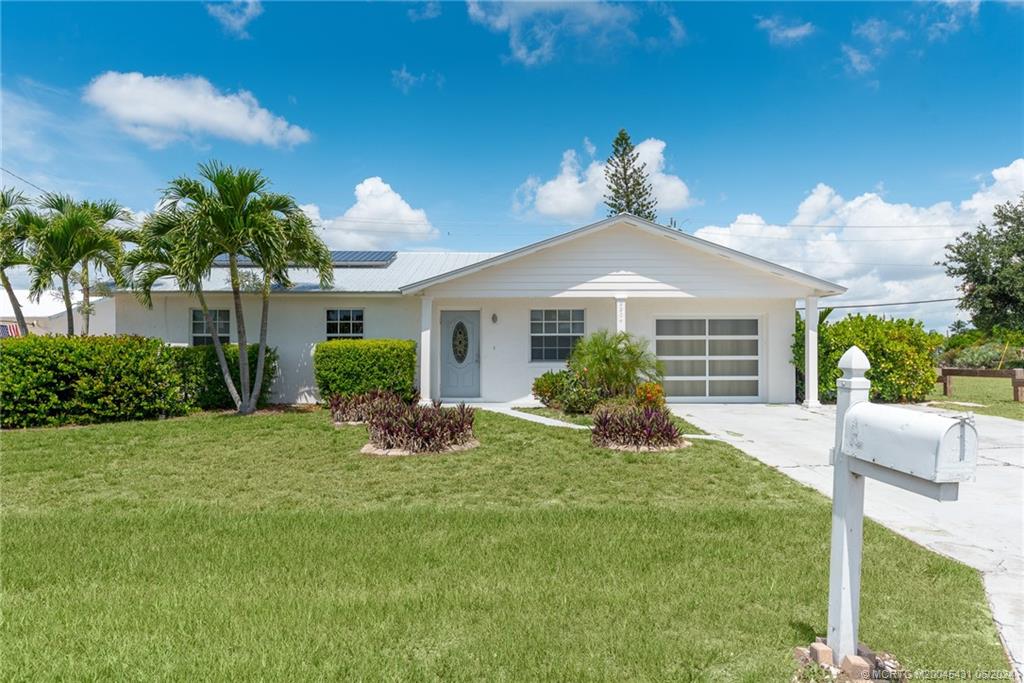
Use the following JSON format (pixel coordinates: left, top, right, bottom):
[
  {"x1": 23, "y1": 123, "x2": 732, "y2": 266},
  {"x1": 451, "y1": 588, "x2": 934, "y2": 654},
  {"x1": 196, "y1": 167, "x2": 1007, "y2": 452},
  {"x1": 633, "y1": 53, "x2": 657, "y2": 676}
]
[{"x1": 440, "y1": 311, "x2": 480, "y2": 398}]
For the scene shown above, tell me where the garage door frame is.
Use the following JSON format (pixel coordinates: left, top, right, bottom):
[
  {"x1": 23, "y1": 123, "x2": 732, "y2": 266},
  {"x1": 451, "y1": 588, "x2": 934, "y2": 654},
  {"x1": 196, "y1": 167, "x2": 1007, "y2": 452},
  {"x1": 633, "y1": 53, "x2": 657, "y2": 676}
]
[{"x1": 652, "y1": 314, "x2": 765, "y2": 403}]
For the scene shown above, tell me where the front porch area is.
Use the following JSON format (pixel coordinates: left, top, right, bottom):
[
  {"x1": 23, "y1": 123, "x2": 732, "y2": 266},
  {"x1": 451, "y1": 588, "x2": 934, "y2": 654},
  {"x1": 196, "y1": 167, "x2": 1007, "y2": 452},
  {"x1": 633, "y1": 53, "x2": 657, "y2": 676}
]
[{"x1": 414, "y1": 295, "x2": 823, "y2": 405}]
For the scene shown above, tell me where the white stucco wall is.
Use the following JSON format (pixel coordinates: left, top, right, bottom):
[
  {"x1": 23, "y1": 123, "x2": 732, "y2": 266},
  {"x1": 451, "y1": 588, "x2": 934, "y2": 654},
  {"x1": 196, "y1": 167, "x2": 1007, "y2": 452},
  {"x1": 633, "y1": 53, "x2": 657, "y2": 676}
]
[{"x1": 114, "y1": 293, "x2": 419, "y2": 403}]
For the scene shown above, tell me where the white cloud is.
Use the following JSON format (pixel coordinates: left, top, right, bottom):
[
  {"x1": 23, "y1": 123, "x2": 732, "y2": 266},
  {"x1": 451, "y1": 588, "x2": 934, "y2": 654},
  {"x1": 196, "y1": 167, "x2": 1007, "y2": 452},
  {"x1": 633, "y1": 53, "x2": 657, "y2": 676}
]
[
  {"x1": 206, "y1": 0, "x2": 263, "y2": 38},
  {"x1": 692, "y1": 158, "x2": 1024, "y2": 330},
  {"x1": 517, "y1": 138, "x2": 696, "y2": 220},
  {"x1": 852, "y1": 18, "x2": 907, "y2": 50},
  {"x1": 302, "y1": 177, "x2": 438, "y2": 250},
  {"x1": 408, "y1": 1, "x2": 441, "y2": 22},
  {"x1": 390, "y1": 65, "x2": 443, "y2": 94},
  {"x1": 841, "y1": 44, "x2": 874, "y2": 74},
  {"x1": 467, "y1": 1, "x2": 638, "y2": 66},
  {"x1": 925, "y1": 0, "x2": 980, "y2": 40},
  {"x1": 391, "y1": 65, "x2": 426, "y2": 94},
  {"x1": 755, "y1": 16, "x2": 816, "y2": 45},
  {"x1": 83, "y1": 71, "x2": 310, "y2": 148}
]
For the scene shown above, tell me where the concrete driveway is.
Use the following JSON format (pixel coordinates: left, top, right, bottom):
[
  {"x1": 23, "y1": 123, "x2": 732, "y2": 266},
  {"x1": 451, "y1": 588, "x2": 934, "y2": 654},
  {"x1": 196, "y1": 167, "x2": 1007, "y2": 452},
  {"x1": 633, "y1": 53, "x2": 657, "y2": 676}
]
[{"x1": 672, "y1": 403, "x2": 1024, "y2": 677}]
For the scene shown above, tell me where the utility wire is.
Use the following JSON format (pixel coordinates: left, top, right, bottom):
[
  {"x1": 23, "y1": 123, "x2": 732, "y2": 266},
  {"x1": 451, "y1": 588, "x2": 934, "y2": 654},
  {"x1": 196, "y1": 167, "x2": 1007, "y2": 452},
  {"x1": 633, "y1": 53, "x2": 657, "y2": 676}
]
[
  {"x1": 0, "y1": 167, "x2": 51, "y2": 195},
  {"x1": 798, "y1": 297, "x2": 960, "y2": 310}
]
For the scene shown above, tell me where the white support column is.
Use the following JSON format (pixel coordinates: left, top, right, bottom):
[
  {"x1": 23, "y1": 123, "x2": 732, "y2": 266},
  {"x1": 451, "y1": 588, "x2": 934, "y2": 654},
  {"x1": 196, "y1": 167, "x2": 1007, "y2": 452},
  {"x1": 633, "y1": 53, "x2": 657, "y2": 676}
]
[
  {"x1": 827, "y1": 346, "x2": 871, "y2": 665},
  {"x1": 419, "y1": 296, "x2": 433, "y2": 403},
  {"x1": 803, "y1": 295, "x2": 820, "y2": 408},
  {"x1": 615, "y1": 297, "x2": 626, "y2": 333}
]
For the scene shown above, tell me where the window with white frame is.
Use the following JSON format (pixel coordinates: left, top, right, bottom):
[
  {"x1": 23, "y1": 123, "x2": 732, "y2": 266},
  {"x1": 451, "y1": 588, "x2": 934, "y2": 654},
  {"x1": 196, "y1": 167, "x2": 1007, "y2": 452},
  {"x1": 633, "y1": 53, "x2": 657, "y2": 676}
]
[
  {"x1": 530, "y1": 309, "x2": 584, "y2": 361},
  {"x1": 191, "y1": 309, "x2": 230, "y2": 346},
  {"x1": 326, "y1": 308, "x2": 364, "y2": 339}
]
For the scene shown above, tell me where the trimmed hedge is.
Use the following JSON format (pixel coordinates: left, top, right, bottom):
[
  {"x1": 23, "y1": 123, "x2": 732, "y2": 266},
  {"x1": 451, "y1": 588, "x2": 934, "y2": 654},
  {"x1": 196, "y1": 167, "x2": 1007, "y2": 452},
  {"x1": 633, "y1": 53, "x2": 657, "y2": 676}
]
[
  {"x1": 0, "y1": 335, "x2": 184, "y2": 428},
  {"x1": 793, "y1": 314, "x2": 939, "y2": 403},
  {"x1": 0, "y1": 337, "x2": 281, "y2": 428},
  {"x1": 314, "y1": 339, "x2": 417, "y2": 402},
  {"x1": 170, "y1": 344, "x2": 278, "y2": 410}
]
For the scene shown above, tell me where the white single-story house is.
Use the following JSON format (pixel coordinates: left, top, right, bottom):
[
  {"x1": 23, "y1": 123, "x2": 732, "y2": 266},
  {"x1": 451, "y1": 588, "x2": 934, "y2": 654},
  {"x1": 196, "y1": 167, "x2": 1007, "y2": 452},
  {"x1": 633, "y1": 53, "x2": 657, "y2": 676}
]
[{"x1": 107, "y1": 214, "x2": 845, "y2": 405}]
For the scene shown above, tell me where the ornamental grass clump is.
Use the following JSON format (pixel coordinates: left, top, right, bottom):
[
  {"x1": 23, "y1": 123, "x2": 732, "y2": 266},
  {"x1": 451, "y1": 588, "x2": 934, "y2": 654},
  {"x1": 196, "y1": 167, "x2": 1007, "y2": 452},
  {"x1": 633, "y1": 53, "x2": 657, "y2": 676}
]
[
  {"x1": 365, "y1": 399, "x2": 476, "y2": 453},
  {"x1": 591, "y1": 406, "x2": 683, "y2": 451}
]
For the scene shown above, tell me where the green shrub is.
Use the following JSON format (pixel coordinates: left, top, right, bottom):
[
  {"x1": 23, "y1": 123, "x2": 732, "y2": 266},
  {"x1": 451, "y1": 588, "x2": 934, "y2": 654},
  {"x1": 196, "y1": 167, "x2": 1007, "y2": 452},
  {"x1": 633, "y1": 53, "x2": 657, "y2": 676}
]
[
  {"x1": 793, "y1": 314, "x2": 939, "y2": 403},
  {"x1": 568, "y1": 330, "x2": 662, "y2": 398},
  {"x1": 558, "y1": 370, "x2": 602, "y2": 414},
  {"x1": 314, "y1": 339, "x2": 417, "y2": 402},
  {"x1": 532, "y1": 370, "x2": 568, "y2": 408},
  {"x1": 0, "y1": 335, "x2": 185, "y2": 428},
  {"x1": 951, "y1": 342, "x2": 1006, "y2": 369},
  {"x1": 170, "y1": 344, "x2": 278, "y2": 410}
]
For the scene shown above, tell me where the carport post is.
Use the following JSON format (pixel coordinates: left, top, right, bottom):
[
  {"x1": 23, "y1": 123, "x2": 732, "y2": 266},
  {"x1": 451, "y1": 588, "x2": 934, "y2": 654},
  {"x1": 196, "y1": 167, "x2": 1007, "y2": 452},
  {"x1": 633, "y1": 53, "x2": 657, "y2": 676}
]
[
  {"x1": 803, "y1": 296, "x2": 821, "y2": 407},
  {"x1": 827, "y1": 347, "x2": 871, "y2": 664}
]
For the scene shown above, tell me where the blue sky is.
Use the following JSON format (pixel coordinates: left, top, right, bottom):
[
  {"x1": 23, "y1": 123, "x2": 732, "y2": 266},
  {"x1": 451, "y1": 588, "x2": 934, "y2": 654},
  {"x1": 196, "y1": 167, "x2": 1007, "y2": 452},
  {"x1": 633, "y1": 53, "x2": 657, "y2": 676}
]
[{"x1": 2, "y1": 1, "x2": 1023, "y2": 328}]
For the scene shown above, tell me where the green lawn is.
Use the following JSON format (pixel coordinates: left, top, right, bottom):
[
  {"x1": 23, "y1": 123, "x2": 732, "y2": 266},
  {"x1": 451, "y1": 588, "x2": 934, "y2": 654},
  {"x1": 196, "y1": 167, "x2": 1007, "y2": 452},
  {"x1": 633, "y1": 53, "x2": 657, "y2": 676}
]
[
  {"x1": 927, "y1": 375, "x2": 1024, "y2": 421},
  {"x1": 1, "y1": 410, "x2": 1010, "y2": 680},
  {"x1": 514, "y1": 405, "x2": 707, "y2": 433}
]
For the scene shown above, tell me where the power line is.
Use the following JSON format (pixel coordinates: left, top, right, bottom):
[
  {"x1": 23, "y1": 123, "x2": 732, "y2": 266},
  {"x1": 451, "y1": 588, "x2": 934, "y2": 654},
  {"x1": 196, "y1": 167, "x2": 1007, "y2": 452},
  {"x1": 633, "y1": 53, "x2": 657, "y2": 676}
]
[
  {"x1": 798, "y1": 297, "x2": 959, "y2": 310},
  {"x1": 0, "y1": 167, "x2": 51, "y2": 195}
]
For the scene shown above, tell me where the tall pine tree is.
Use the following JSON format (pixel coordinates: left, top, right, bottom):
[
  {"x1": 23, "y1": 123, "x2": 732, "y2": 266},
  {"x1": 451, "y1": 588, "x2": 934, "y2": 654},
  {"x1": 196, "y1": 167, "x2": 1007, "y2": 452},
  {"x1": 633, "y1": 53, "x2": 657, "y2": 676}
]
[{"x1": 603, "y1": 129, "x2": 657, "y2": 221}]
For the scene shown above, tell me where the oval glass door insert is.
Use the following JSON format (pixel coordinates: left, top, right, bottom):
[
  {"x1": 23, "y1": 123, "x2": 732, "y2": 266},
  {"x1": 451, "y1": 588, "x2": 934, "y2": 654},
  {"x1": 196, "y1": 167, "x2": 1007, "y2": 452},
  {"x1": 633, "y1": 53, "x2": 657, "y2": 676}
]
[{"x1": 452, "y1": 321, "x2": 469, "y2": 363}]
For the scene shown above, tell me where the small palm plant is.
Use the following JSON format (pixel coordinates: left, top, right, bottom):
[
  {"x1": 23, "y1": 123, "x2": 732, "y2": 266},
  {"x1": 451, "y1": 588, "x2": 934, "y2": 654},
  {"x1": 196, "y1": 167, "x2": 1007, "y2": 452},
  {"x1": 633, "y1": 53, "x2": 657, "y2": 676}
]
[{"x1": 568, "y1": 330, "x2": 663, "y2": 398}]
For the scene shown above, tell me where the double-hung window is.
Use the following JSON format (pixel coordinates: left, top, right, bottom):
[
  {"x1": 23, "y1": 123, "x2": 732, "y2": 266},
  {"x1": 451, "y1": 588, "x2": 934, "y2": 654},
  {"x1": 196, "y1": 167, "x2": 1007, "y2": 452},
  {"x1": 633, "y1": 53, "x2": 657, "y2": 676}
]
[
  {"x1": 191, "y1": 309, "x2": 230, "y2": 346},
  {"x1": 530, "y1": 309, "x2": 584, "y2": 361},
  {"x1": 326, "y1": 309, "x2": 364, "y2": 339}
]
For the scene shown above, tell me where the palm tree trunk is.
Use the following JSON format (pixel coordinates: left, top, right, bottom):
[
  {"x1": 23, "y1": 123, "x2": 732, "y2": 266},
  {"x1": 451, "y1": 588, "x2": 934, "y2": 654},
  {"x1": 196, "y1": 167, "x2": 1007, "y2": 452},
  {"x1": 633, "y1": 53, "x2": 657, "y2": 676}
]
[
  {"x1": 61, "y1": 274, "x2": 74, "y2": 336},
  {"x1": 198, "y1": 288, "x2": 242, "y2": 410},
  {"x1": 80, "y1": 258, "x2": 91, "y2": 336},
  {"x1": 245, "y1": 274, "x2": 272, "y2": 413},
  {"x1": 1, "y1": 269, "x2": 29, "y2": 336},
  {"x1": 228, "y1": 254, "x2": 251, "y2": 414}
]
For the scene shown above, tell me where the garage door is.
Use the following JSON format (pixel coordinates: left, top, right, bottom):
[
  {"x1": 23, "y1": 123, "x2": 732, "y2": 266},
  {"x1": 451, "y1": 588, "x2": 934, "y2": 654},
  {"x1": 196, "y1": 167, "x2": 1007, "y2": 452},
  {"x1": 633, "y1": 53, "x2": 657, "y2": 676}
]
[{"x1": 654, "y1": 318, "x2": 760, "y2": 400}]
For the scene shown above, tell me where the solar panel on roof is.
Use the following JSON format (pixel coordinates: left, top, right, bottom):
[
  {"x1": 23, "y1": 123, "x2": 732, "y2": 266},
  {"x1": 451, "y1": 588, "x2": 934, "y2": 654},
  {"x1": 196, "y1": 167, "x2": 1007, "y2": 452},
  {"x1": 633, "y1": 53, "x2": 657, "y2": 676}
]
[
  {"x1": 329, "y1": 250, "x2": 397, "y2": 267},
  {"x1": 213, "y1": 251, "x2": 397, "y2": 268}
]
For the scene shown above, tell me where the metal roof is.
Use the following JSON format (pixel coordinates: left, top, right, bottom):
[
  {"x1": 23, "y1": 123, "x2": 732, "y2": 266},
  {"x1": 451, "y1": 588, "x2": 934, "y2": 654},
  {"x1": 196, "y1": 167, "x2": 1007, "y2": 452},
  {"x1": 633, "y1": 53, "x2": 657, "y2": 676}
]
[{"x1": 142, "y1": 251, "x2": 500, "y2": 294}]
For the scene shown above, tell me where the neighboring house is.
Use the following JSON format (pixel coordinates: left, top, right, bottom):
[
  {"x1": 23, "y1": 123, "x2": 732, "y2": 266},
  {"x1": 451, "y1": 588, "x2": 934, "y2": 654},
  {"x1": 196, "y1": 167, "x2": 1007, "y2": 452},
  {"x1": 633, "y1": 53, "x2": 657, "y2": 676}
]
[
  {"x1": 108, "y1": 214, "x2": 845, "y2": 404},
  {"x1": 0, "y1": 289, "x2": 114, "y2": 336}
]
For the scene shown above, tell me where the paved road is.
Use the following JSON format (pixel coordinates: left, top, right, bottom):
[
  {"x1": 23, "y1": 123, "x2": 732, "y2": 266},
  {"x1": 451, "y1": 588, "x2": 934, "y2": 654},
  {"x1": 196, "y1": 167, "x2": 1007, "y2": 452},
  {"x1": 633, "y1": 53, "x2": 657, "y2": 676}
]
[{"x1": 671, "y1": 403, "x2": 1024, "y2": 678}]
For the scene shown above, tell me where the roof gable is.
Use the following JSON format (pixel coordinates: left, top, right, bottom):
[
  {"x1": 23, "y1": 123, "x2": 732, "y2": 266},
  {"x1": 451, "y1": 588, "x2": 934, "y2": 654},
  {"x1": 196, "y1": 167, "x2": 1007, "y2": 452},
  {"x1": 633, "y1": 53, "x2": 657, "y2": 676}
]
[{"x1": 400, "y1": 214, "x2": 846, "y2": 297}]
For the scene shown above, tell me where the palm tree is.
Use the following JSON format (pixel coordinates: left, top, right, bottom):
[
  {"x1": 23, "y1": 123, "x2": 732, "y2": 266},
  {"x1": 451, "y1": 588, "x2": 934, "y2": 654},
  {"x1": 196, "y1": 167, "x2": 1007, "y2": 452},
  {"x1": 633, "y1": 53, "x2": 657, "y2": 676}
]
[
  {"x1": 0, "y1": 187, "x2": 31, "y2": 335},
  {"x1": 24, "y1": 204, "x2": 122, "y2": 336},
  {"x1": 38, "y1": 193, "x2": 130, "y2": 335},
  {"x1": 135, "y1": 161, "x2": 333, "y2": 414}
]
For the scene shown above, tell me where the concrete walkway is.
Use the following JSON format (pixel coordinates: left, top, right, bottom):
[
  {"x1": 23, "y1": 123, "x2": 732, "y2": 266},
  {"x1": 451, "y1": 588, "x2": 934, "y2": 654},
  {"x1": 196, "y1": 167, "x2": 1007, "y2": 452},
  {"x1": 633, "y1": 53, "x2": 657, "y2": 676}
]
[{"x1": 671, "y1": 403, "x2": 1024, "y2": 677}]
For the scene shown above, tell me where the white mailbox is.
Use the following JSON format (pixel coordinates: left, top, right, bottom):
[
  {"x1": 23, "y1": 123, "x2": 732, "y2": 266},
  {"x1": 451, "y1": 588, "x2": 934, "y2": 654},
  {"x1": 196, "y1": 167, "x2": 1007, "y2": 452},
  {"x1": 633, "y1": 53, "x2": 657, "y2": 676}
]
[
  {"x1": 825, "y1": 346, "x2": 979, "y2": 667},
  {"x1": 842, "y1": 402, "x2": 977, "y2": 484}
]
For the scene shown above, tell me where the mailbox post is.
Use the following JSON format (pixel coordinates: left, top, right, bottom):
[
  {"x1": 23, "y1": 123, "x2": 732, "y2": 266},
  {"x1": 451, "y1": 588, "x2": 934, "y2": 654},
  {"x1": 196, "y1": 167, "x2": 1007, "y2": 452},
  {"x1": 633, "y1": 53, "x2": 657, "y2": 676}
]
[{"x1": 826, "y1": 346, "x2": 978, "y2": 666}]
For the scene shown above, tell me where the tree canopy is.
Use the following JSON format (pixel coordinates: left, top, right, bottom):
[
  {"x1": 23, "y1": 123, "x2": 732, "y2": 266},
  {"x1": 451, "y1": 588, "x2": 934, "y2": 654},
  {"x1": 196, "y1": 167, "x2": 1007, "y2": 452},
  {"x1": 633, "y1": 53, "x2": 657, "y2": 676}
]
[{"x1": 942, "y1": 194, "x2": 1024, "y2": 332}]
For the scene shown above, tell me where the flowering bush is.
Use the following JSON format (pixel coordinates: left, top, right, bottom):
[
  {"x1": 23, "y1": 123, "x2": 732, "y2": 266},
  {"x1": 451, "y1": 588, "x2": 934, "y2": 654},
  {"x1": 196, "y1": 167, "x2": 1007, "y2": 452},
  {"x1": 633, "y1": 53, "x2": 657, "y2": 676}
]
[
  {"x1": 327, "y1": 389, "x2": 408, "y2": 423},
  {"x1": 634, "y1": 381, "x2": 666, "y2": 409},
  {"x1": 532, "y1": 370, "x2": 568, "y2": 408},
  {"x1": 366, "y1": 399, "x2": 476, "y2": 453},
  {"x1": 592, "y1": 406, "x2": 682, "y2": 450}
]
